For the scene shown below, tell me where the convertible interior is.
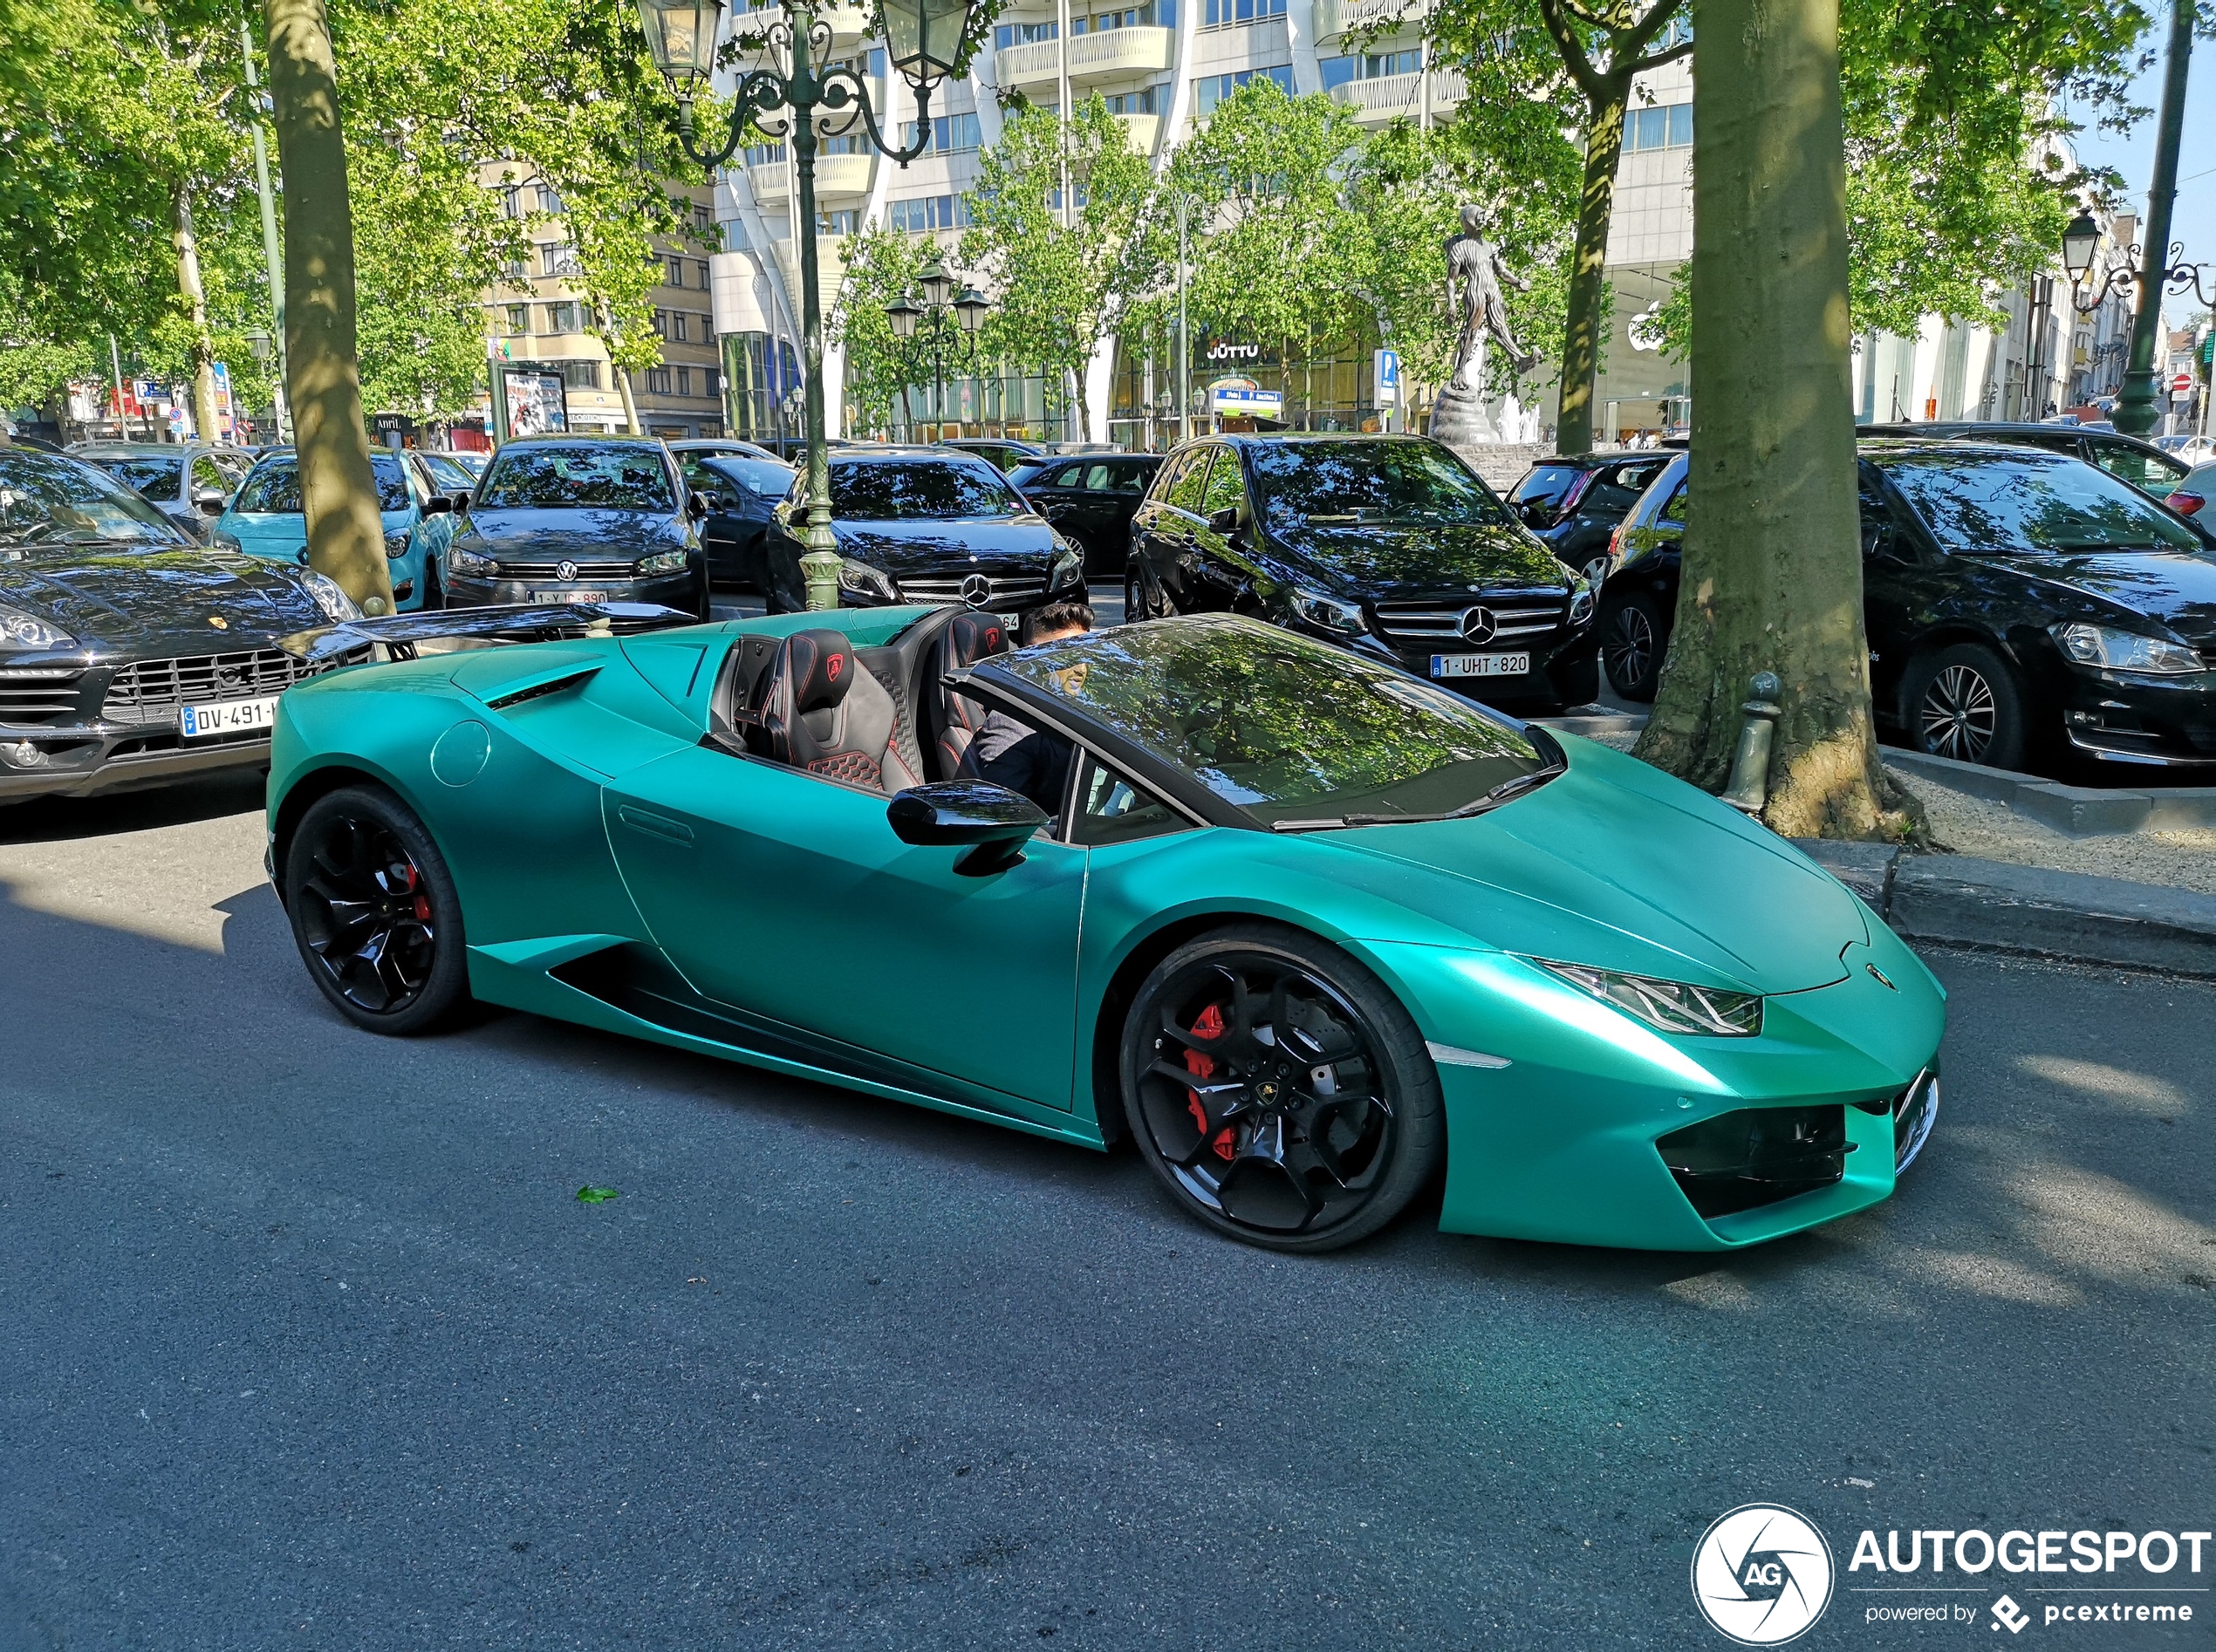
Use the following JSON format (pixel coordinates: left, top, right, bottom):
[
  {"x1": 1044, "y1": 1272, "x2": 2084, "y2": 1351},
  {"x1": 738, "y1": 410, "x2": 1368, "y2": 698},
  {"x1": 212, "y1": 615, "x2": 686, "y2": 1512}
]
[{"x1": 705, "y1": 607, "x2": 1016, "y2": 795}]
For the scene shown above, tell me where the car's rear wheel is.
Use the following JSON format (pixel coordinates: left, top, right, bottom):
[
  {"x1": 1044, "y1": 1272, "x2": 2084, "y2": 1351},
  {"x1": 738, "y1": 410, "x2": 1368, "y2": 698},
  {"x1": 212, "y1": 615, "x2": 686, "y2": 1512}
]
[
  {"x1": 1600, "y1": 593, "x2": 1666, "y2": 701},
  {"x1": 1903, "y1": 642, "x2": 2026, "y2": 770},
  {"x1": 1124, "y1": 564, "x2": 1174, "y2": 623},
  {"x1": 1120, "y1": 925, "x2": 1443, "y2": 1253},
  {"x1": 284, "y1": 785, "x2": 470, "y2": 1035}
]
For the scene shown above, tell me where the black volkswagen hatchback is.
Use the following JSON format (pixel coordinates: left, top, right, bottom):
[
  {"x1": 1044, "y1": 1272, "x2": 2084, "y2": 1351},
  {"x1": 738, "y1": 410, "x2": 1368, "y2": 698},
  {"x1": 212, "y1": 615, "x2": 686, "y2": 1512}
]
[
  {"x1": 1125, "y1": 434, "x2": 1598, "y2": 712},
  {"x1": 1598, "y1": 439, "x2": 2216, "y2": 773},
  {"x1": 761, "y1": 447, "x2": 1085, "y2": 619}
]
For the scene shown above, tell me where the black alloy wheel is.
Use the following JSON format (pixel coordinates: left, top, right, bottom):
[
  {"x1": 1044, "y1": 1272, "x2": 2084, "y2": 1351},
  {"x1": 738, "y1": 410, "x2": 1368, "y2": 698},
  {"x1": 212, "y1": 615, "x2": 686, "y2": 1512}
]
[
  {"x1": 1904, "y1": 642, "x2": 2026, "y2": 770},
  {"x1": 1121, "y1": 925, "x2": 1443, "y2": 1252},
  {"x1": 284, "y1": 785, "x2": 471, "y2": 1034},
  {"x1": 1601, "y1": 593, "x2": 1665, "y2": 701}
]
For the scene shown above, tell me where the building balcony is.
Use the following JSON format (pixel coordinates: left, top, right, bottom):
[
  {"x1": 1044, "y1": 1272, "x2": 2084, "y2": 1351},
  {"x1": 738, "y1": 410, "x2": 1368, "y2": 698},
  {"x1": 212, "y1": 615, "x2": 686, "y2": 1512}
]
[
  {"x1": 824, "y1": 0, "x2": 872, "y2": 44},
  {"x1": 996, "y1": 25, "x2": 1176, "y2": 89},
  {"x1": 1312, "y1": 0, "x2": 1431, "y2": 42},
  {"x1": 1118, "y1": 112, "x2": 1162, "y2": 154},
  {"x1": 1328, "y1": 67, "x2": 1463, "y2": 122},
  {"x1": 746, "y1": 152, "x2": 876, "y2": 203}
]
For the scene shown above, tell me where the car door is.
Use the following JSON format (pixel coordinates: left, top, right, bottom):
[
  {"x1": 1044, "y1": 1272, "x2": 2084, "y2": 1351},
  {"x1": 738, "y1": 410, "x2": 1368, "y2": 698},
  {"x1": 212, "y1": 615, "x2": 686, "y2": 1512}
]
[
  {"x1": 1857, "y1": 464, "x2": 1957, "y2": 715},
  {"x1": 186, "y1": 453, "x2": 232, "y2": 539},
  {"x1": 1024, "y1": 461, "x2": 1090, "y2": 542},
  {"x1": 680, "y1": 457, "x2": 749, "y2": 581},
  {"x1": 1189, "y1": 445, "x2": 1262, "y2": 611},
  {"x1": 602, "y1": 742, "x2": 1086, "y2": 1110},
  {"x1": 1132, "y1": 448, "x2": 1209, "y2": 605}
]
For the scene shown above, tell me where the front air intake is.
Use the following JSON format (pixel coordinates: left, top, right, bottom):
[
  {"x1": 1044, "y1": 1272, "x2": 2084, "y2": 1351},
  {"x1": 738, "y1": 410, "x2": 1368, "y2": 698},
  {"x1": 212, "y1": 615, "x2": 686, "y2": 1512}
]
[{"x1": 1657, "y1": 1104, "x2": 1849, "y2": 1219}]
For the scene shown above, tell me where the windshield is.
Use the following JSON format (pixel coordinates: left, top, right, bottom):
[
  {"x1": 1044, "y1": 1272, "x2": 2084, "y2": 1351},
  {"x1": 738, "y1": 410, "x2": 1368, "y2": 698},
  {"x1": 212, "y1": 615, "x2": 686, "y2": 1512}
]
[
  {"x1": 1249, "y1": 441, "x2": 1511, "y2": 529},
  {"x1": 1879, "y1": 452, "x2": 2202, "y2": 556},
  {"x1": 235, "y1": 454, "x2": 412, "y2": 514},
  {"x1": 0, "y1": 450, "x2": 189, "y2": 548},
  {"x1": 701, "y1": 457, "x2": 795, "y2": 495},
  {"x1": 417, "y1": 452, "x2": 478, "y2": 492},
  {"x1": 86, "y1": 454, "x2": 183, "y2": 498},
  {"x1": 829, "y1": 459, "x2": 1024, "y2": 520},
  {"x1": 477, "y1": 446, "x2": 674, "y2": 510},
  {"x1": 996, "y1": 616, "x2": 1553, "y2": 829}
]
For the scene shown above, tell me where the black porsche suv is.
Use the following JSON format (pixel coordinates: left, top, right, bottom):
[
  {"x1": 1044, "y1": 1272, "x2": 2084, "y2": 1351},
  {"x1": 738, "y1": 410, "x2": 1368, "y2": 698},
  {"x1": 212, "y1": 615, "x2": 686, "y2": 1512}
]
[{"x1": 1124, "y1": 434, "x2": 1598, "y2": 712}]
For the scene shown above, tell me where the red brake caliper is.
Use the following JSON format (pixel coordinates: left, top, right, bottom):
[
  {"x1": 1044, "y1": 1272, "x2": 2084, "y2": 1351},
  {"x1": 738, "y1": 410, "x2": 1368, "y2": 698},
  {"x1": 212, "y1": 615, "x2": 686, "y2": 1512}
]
[
  {"x1": 1182, "y1": 1003, "x2": 1236, "y2": 1162},
  {"x1": 407, "y1": 864, "x2": 430, "y2": 923}
]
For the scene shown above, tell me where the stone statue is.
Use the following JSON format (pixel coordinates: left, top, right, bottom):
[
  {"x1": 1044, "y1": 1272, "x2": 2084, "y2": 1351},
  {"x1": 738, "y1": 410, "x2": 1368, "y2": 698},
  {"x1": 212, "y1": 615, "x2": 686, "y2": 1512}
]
[{"x1": 1446, "y1": 206, "x2": 1542, "y2": 389}]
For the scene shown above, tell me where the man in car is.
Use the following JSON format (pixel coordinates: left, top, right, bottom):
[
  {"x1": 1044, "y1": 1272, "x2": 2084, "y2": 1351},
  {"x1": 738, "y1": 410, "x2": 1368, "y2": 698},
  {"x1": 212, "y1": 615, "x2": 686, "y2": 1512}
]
[{"x1": 957, "y1": 601, "x2": 1093, "y2": 814}]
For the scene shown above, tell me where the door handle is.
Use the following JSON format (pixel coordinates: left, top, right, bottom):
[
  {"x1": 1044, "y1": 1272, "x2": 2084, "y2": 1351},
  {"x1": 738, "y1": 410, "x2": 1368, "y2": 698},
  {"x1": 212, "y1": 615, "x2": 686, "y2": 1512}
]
[{"x1": 616, "y1": 805, "x2": 694, "y2": 845}]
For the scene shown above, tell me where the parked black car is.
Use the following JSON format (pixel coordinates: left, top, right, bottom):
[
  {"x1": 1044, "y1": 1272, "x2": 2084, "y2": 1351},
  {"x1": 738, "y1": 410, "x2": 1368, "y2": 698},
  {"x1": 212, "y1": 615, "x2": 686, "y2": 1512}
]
[
  {"x1": 674, "y1": 448, "x2": 796, "y2": 589},
  {"x1": 1860, "y1": 420, "x2": 2190, "y2": 501},
  {"x1": 1005, "y1": 451, "x2": 1165, "y2": 573},
  {"x1": 935, "y1": 437, "x2": 1046, "y2": 474},
  {"x1": 1597, "y1": 440, "x2": 2216, "y2": 772},
  {"x1": 71, "y1": 440, "x2": 256, "y2": 543},
  {"x1": 761, "y1": 447, "x2": 1084, "y2": 618},
  {"x1": 0, "y1": 446, "x2": 361, "y2": 803},
  {"x1": 1125, "y1": 434, "x2": 1599, "y2": 712},
  {"x1": 442, "y1": 437, "x2": 711, "y2": 619},
  {"x1": 667, "y1": 437, "x2": 786, "y2": 466},
  {"x1": 1503, "y1": 451, "x2": 1677, "y2": 592}
]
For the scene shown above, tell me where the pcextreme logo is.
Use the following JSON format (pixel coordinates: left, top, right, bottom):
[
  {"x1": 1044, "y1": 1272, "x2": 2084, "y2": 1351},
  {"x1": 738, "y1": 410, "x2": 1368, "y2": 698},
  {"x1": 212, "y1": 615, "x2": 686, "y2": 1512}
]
[{"x1": 1692, "y1": 1504, "x2": 1836, "y2": 1645}]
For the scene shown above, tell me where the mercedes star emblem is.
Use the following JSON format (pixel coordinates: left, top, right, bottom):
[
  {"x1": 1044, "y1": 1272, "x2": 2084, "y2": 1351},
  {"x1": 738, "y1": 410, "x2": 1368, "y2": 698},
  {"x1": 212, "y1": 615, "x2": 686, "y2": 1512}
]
[
  {"x1": 1459, "y1": 606, "x2": 1498, "y2": 645},
  {"x1": 555, "y1": 559, "x2": 579, "y2": 583},
  {"x1": 959, "y1": 573, "x2": 993, "y2": 608}
]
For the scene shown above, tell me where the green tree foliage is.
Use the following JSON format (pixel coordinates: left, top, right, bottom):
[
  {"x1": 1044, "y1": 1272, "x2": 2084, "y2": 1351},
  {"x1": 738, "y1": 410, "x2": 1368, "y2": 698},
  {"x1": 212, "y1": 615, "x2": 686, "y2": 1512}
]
[
  {"x1": 830, "y1": 227, "x2": 927, "y2": 435},
  {"x1": 961, "y1": 95, "x2": 1168, "y2": 440}
]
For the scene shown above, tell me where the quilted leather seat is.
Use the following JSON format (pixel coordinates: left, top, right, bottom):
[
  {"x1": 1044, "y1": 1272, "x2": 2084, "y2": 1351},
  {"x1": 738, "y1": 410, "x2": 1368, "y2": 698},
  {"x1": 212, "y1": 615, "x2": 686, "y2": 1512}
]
[
  {"x1": 929, "y1": 611, "x2": 1013, "y2": 781},
  {"x1": 759, "y1": 628, "x2": 924, "y2": 794}
]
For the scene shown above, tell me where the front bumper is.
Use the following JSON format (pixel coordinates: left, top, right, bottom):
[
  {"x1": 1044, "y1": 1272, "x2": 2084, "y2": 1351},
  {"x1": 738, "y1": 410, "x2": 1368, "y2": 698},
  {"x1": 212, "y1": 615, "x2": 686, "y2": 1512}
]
[
  {"x1": 1345, "y1": 626, "x2": 1600, "y2": 706},
  {"x1": 2052, "y1": 660, "x2": 2216, "y2": 767},
  {"x1": 446, "y1": 572, "x2": 700, "y2": 612},
  {"x1": 0, "y1": 725, "x2": 272, "y2": 802}
]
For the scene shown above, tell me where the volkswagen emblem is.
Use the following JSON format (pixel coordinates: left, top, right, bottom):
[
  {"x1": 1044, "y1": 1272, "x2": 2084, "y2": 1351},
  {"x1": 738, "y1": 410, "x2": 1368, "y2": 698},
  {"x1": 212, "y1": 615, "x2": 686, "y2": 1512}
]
[
  {"x1": 958, "y1": 573, "x2": 993, "y2": 608},
  {"x1": 555, "y1": 559, "x2": 579, "y2": 583},
  {"x1": 1458, "y1": 606, "x2": 1498, "y2": 645}
]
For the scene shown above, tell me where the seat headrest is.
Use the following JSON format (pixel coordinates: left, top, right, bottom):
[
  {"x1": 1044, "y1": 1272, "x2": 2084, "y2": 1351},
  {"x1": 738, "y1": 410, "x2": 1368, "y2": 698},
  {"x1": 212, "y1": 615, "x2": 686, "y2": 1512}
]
[
  {"x1": 941, "y1": 611, "x2": 1011, "y2": 669},
  {"x1": 783, "y1": 629, "x2": 856, "y2": 714}
]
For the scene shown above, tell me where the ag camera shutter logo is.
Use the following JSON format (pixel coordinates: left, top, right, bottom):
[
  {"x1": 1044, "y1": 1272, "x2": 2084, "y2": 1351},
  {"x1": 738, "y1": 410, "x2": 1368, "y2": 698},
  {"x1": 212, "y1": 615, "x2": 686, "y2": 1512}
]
[{"x1": 1692, "y1": 1504, "x2": 1836, "y2": 1645}]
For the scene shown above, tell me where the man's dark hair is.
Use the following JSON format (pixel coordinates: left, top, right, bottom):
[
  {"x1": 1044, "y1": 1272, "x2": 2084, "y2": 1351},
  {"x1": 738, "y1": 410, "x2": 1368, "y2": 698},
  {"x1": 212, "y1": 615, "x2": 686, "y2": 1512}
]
[{"x1": 1023, "y1": 600, "x2": 1093, "y2": 642}]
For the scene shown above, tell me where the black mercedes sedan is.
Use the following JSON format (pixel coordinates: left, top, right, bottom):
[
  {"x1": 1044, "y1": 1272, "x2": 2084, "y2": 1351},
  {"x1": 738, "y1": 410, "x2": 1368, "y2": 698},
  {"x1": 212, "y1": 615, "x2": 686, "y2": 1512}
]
[
  {"x1": 760, "y1": 447, "x2": 1085, "y2": 619},
  {"x1": 1597, "y1": 439, "x2": 2216, "y2": 774},
  {"x1": 442, "y1": 437, "x2": 711, "y2": 619},
  {"x1": 0, "y1": 444, "x2": 360, "y2": 803},
  {"x1": 1006, "y1": 451, "x2": 1165, "y2": 574},
  {"x1": 1125, "y1": 434, "x2": 1599, "y2": 713}
]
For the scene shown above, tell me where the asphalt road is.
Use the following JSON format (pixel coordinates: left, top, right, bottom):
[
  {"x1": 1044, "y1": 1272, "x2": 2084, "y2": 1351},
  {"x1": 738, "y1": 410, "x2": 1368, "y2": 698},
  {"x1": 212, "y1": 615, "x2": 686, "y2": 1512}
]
[{"x1": 1, "y1": 774, "x2": 2210, "y2": 1651}]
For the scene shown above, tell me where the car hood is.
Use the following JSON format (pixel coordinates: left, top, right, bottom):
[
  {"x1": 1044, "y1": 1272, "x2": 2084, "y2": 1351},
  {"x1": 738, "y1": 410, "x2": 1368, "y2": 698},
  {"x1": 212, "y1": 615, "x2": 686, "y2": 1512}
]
[
  {"x1": 2014, "y1": 549, "x2": 2216, "y2": 644},
  {"x1": 0, "y1": 546, "x2": 322, "y2": 646},
  {"x1": 461, "y1": 508, "x2": 687, "y2": 559},
  {"x1": 1335, "y1": 740, "x2": 1867, "y2": 994},
  {"x1": 833, "y1": 515, "x2": 1058, "y2": 574},
  {"x1": 1262, "y1": 518, "x2": 1568, "y2": 603}
]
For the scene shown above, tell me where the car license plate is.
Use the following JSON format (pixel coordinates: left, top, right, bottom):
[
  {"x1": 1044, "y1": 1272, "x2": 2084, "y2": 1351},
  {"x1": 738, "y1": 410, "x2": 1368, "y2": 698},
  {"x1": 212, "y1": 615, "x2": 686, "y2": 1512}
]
[
  {"x1": 1431, "y1": 652, "x2": 1530, "y2": 679},
  {"x1": 529, "y1": 589, "x2": 608, "y2": 604},
  {"x1": 179, "y1": 694, "x2": 280, "y2": 739}
]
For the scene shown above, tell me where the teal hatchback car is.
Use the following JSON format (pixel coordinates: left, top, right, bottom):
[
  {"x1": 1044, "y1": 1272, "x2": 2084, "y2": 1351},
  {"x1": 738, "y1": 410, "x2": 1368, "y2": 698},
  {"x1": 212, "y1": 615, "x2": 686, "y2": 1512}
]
[{"x1": 213, "y1": 448, "x2": 459, "y2": 611}]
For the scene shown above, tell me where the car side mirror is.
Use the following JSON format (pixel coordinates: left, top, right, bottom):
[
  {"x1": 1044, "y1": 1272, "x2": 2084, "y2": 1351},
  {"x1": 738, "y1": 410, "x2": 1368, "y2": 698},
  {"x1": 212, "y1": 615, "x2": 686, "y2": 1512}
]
[
  {"x1": 194, "y1": 488, "x2": 226, "y2": 513},
  {"x1": 422, "y1": 495, "x2": 453, "y2": 515},
  {"x1": 886, "y1": 781, "x2": 1048, "y2": 876},
  {"x1": 1207, "y1": 506, "x2": 1240, "y2": 534},
  {"x1": 686, "y1": 492, "x2": 709, "y2": 521}
]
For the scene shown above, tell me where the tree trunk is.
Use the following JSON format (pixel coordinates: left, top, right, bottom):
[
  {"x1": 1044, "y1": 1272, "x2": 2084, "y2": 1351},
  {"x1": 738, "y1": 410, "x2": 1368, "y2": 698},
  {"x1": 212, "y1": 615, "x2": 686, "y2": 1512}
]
[
  {"x1": 263, "y1": 0, "x2": 391, "y2": 615},
  {"x1": 614, "y1": 365, "x2": 642, "y2": 434},
  {"x1": 171, "y1": 185, "x2": 222, "y2": 443},
  {"x1": 1633, "y1": 0, "x2": 1911, "y2": 840},
  {"x1": 1554, "y1": 79, "x2": 1628, "y2": 457}
]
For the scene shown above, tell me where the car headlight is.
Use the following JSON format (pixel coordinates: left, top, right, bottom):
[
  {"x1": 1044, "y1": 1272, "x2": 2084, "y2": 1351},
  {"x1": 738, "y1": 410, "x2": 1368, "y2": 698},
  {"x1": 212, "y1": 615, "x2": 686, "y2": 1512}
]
[
  {"x1": 382, "y1": 529, "x2": 413, "y2": 560},
  {"x1": 210, "y1": 529, "x2": 243, "y2": 554},
  {"x1": 838, "y1": 556, "x2": 898, "y2": 601},
  {"x1": 2052, "y1": 622, "x2": 2203, "y2": 676},
  {"x1": 1533, "y1": 958, "x2": 1764, "y2": 1037},
  {"x1": 1289, "y1": 587, "x2": 1367, "y2": 637},
  {"x1": 1048, "y1": 543, "x2": 1084, "y2": 590},
  {"x1": 298, "y1": 570, "x2": 361, "y2": 623},
  {"x1": 0, "y1": 603, "x2": 74, "y2": 651},
  {"x1": 638, "y1": 550, "x2": 689, "y2": 575},
  {"x1": 448, "y1": 546, "x2": 496, "y2": 577},
  {"x1": 1568, "y1": 577, "x2": 1596, "y2": 626}
]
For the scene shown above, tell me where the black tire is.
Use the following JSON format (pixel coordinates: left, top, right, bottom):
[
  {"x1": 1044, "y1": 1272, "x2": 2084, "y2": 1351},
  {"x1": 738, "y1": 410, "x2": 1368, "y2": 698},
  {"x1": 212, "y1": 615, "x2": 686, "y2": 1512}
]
[
  {"x1": 284, "y1": 784, "x2": 471, "y2": 1035},
  {"x1": 1124, "y1": 563, "x2": 1175, "y2": 623},
  {"x1": 1119, "y1": 924, "x2": 1444, "y2": 1253},
  {"x1": 1545, "y1": 650, "x2": 1600, "y2": 713},
  {"x1": 422, "y1": 561, "x2": 446, "y2": 611},
  {"x1": 1600, "y1": 592, "x2": 1666, "y2": 702},
  {"x1": 1902, "y1": 641, "x2": 2027, "y2": 770}
]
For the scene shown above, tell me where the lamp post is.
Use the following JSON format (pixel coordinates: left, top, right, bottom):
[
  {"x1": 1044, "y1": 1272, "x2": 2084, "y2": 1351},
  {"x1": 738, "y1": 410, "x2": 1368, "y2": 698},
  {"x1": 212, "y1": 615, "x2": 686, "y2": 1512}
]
[
  {"x1": 633, "y1": 0, "x2": 989, "y2": 608},
  {"x1": 1171, "y1": 190, "x2": 1200, "y2": 445},
  {"x1": 2061, "y1": 0, "x2": 2210, "y2": 439},
  {"x1": 885, "y1": 256, "x2": 988, "y2": 438}
]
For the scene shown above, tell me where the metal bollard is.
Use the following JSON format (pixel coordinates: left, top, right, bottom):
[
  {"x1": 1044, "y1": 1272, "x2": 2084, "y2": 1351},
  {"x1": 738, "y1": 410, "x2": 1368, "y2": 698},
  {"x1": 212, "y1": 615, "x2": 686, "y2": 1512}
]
[{"x1": 1720, "y1": 671, "x2": 1782, "y2": 815}]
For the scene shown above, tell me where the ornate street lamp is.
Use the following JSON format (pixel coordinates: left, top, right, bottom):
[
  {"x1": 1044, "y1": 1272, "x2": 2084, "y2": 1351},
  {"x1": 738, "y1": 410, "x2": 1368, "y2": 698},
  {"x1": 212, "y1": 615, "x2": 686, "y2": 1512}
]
[
  {"x1": 884, "y1": 268, "x2": 989, "y2": 440},
  {"x1": 634, "y1": 0, "x2": 992, "y2": 606}
]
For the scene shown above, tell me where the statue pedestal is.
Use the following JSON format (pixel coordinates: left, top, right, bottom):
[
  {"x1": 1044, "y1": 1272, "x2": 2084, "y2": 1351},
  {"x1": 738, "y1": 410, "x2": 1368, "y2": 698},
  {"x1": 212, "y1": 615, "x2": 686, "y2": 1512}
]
[{"x1": 1427, "y1": 382, "x2": 1498, "y2": 448}]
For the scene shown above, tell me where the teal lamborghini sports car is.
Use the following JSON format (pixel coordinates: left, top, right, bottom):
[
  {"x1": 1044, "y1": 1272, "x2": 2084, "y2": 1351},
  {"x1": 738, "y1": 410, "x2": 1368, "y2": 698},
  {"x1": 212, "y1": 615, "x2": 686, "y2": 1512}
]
[{"x1": 264, "y1": 604, "x2": 1943, "y2": 1253}]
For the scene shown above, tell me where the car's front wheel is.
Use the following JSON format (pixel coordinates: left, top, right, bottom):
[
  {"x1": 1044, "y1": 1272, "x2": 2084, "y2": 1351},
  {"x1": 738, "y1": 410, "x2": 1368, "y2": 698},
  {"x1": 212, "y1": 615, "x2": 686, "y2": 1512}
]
[
  {"x1": 1600, "y1": 593, "x2": 1666, "y2": 701},
  {"x1": 1120, "y1": 925, "x2": 1443, "y2": 1253},
  {"x1": 284, "y1": 784, "x2": 471, "y2": 1035},
  {"x1": 1902, "y1": 641, "x2": 2026, "y2": 770}
]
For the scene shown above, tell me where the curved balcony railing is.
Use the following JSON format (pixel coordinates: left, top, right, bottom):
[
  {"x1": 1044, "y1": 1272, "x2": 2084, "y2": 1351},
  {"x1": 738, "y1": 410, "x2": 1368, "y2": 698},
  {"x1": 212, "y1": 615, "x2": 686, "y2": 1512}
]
[
  {"x1": 995, "y1": 25, "x2": 1176, "y2": 88},
  {"x1": 1327, "y1": 67, "x2": 1464, "y2": 121}
]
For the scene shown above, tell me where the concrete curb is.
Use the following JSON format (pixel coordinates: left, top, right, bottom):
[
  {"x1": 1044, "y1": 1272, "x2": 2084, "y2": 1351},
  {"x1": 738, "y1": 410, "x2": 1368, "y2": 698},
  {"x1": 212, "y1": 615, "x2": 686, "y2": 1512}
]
[
  {"x1": 1792, "y1": 839, "x2": 2216, "y2": 977},
  {"x1": 1883, "y1": 747, "x2": 2216, "y2": 838}
]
